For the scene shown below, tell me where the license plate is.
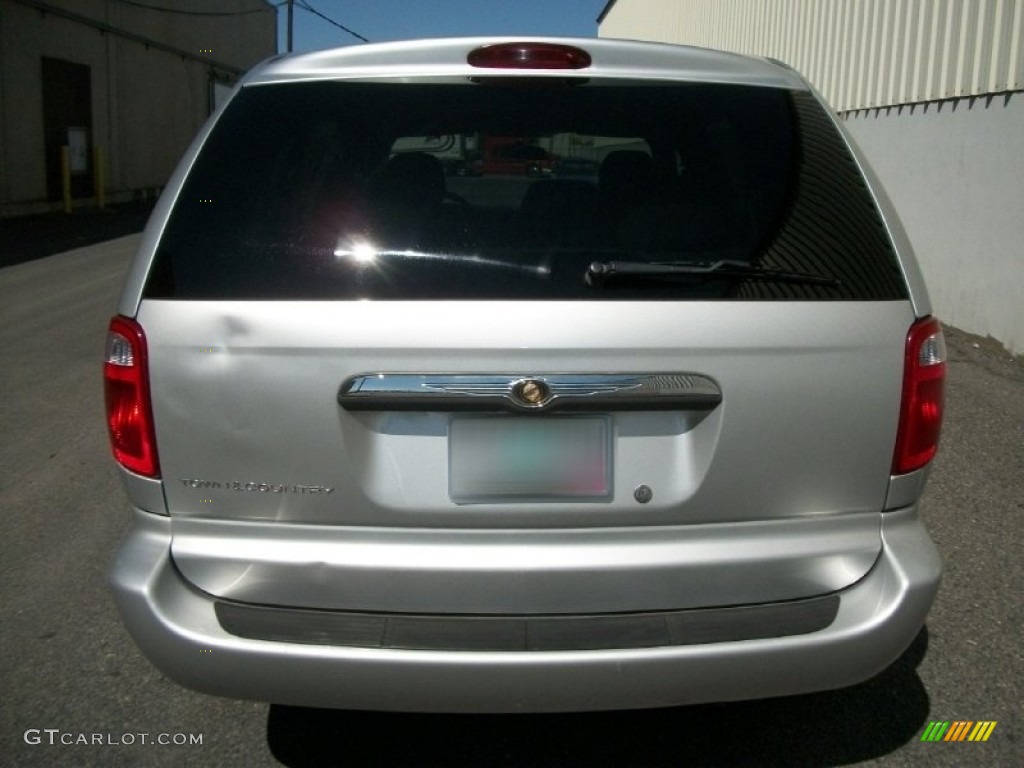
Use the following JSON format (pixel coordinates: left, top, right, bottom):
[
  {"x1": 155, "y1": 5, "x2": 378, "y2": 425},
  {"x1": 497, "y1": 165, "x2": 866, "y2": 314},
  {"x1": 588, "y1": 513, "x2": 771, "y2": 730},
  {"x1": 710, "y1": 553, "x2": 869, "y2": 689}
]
[{"x1": 449, "y1": 416, "x2": 611, "y2": 502}]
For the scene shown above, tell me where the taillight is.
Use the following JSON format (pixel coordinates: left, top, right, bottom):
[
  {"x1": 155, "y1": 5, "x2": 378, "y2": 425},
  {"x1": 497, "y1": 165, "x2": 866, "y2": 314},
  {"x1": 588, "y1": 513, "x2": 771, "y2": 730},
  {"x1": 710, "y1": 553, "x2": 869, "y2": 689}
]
[
  {"x1": 468, "y1": 42, "x2": 592, "y2": 70},
  {"x1": 104, "y1": 316, "x2": 160, "y2": 477},
  {"x1": 892, "y1": 316, "x2": 946, "y2": 475}
]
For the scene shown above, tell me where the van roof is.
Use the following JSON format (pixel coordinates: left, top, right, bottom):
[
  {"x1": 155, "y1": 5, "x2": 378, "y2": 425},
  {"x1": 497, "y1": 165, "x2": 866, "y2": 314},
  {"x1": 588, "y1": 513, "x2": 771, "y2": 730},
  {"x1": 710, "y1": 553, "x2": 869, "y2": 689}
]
[{"x1": 244, "y1": 36, "x2": 808, "y2": 91}]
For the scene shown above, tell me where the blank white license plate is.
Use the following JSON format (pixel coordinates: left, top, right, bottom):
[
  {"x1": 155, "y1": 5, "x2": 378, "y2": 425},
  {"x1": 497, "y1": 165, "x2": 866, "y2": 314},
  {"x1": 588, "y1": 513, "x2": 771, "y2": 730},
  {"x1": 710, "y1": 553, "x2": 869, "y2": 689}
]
[{"x1": 449, "y1": 416, "x2": 611, "y2": 502}]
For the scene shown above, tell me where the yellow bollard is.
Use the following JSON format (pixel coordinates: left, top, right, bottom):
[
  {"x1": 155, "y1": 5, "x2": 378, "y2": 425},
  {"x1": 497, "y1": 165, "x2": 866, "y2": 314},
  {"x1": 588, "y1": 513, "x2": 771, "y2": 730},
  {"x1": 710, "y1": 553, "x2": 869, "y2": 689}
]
[
  {"x1": 61, "y1": 146, "x2": 72, "y2": 214},
  {"x1": 93, "y1": 146, "x2": 106, "y2": 210}
]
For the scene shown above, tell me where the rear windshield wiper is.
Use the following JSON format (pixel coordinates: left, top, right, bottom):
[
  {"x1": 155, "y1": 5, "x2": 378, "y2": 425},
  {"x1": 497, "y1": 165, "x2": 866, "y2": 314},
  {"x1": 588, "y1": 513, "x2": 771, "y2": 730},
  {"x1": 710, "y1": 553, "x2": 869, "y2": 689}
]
[{"x1": 585, "y1": 259, "x2": 841, "y2": 288}]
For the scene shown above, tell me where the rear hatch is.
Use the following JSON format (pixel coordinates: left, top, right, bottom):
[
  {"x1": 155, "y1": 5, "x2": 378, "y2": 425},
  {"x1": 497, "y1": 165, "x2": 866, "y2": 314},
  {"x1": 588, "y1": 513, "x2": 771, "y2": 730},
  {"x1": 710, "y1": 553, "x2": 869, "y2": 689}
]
[{"x1": 129, "y1": 47, "x2": 914, "y2": 615}]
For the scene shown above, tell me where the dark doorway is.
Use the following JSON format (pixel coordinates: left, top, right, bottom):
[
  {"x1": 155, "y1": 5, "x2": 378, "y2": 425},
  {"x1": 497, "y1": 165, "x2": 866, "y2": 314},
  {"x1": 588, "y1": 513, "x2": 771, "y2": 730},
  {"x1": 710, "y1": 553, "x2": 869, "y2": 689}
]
[{"x1": 41, "y1": 57, "x2": 92, "y2": 200}]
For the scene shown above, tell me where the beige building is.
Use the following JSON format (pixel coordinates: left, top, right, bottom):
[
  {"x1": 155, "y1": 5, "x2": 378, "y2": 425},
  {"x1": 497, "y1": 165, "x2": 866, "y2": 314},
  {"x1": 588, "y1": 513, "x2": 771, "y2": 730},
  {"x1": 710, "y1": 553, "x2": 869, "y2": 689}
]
[
  {"x1": 0, "y1": 0, "x2": 276, "y2": 216},
  {"x1": 599, "y1": 0, "x2": 1024, "y2": 355}
]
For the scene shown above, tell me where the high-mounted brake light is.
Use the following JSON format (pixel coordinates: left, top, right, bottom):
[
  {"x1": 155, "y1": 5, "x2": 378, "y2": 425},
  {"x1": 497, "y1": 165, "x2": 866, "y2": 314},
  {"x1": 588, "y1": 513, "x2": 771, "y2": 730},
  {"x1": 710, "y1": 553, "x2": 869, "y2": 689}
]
[
  {"x1": 468, "y1": 43, "x2": 592, "y2": 70},
  {"x1": 892, "y1": 316, "x2": 946, "y2": 475},
  {"x1": 104, "y1": 316, "x2": 160, "y2": 478}
]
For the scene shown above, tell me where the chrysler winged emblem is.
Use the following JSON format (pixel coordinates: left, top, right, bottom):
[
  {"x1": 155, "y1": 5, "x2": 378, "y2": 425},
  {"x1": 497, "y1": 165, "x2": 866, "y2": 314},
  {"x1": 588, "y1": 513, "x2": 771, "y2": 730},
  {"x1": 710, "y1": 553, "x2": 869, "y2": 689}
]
[{"x1": 511, "y1": 378, "x2": 551, "y2": 408}]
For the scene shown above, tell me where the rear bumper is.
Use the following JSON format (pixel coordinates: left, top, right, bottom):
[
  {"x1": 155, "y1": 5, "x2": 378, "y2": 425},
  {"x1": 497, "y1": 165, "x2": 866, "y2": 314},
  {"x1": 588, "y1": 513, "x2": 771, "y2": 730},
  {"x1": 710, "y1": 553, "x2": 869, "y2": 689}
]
[{"x1": 109, "y1": 507, "x2": 940, "y2": 713}]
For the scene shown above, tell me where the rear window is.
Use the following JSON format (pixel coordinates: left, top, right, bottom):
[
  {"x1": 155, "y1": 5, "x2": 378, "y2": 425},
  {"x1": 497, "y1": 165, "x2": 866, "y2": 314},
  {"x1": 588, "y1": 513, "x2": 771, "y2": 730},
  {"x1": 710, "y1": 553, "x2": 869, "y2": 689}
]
[{"x1": 145, "y1": 81, "x2": 906, "y2": 301}]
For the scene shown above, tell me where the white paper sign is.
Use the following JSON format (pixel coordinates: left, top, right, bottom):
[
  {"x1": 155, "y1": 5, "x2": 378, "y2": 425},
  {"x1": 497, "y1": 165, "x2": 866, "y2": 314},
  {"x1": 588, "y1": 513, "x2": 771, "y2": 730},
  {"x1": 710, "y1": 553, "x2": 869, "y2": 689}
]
[{"x1": 67, "y1": 127, "x2": 88, "y2": 174}]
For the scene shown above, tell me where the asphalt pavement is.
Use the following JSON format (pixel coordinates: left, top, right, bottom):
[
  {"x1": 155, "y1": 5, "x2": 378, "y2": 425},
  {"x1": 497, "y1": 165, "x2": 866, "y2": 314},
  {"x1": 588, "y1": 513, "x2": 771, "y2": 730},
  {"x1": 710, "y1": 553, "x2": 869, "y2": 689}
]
[
  {"x1": 0, "y1": 233, "x2": 1021, "y2": 767},
  {"x1": 0, "y1": 201, "x2": 154, "y2": 269}
]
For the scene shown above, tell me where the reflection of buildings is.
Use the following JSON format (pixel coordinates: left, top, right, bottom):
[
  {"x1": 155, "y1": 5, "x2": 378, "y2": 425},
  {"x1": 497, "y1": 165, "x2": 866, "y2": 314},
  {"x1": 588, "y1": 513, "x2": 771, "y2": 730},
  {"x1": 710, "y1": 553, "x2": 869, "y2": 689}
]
[
  {"x1": 598, "y1": 0, "x2": 1024, "y2": 354},
  {"x1": 0, "y1": 0, "x2": 276, "y2": 216}
]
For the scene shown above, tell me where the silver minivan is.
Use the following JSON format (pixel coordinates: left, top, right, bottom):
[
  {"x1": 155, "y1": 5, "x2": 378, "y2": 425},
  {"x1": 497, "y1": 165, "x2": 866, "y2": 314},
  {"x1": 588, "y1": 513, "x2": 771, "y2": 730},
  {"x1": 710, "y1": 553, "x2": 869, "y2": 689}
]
[{"x1": 106, "y1": 37, "x2": 945, "y2": 712}]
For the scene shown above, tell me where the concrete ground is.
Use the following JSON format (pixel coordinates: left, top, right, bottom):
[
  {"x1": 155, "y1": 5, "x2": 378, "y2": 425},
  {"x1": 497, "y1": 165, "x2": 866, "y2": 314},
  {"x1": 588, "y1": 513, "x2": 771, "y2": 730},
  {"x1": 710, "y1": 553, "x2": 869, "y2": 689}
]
[{"x1": 0, "y1": 201, "x2": 154, "y2": 269}]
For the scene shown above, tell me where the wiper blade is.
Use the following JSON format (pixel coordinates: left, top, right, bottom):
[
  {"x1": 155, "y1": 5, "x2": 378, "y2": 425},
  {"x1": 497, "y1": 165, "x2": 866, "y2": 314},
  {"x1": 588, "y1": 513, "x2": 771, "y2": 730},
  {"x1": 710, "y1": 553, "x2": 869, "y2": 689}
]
[{"x1": 585, "y1": 259, "x2": 841, "y2": 288}]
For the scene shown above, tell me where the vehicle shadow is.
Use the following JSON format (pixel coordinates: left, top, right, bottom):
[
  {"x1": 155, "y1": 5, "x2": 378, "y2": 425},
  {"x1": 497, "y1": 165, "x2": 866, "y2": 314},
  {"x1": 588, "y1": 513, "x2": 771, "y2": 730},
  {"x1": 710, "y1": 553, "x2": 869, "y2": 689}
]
[{"x1": 267, "y1": 628, "x2": 930, "y2": 768}]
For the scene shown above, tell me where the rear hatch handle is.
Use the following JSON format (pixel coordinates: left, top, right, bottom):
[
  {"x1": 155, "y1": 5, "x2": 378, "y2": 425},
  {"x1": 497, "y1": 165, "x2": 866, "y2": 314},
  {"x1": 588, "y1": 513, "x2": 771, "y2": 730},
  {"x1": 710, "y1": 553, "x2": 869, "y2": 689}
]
[{"x1": 338, "y1": 373, "x2": 722, "y2": 413}]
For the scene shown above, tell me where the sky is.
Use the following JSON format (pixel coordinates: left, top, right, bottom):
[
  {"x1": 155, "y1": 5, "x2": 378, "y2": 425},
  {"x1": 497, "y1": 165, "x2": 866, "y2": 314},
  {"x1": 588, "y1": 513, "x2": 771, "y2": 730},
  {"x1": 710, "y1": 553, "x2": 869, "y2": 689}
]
[{"x1": 276, "y1": 0, "x2": 608, "y2": 54}]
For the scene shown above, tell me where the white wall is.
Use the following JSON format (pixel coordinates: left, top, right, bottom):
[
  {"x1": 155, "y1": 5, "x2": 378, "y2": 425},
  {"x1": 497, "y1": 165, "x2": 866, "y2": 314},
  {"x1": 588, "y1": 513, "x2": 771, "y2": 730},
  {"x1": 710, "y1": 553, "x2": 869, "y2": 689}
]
[
  {"x1": 844, "y1": 94, "x2": 1024, "y2": 354},
  {"x1": 599, "y1": 0, "x2": 1024, "y2": 112}
]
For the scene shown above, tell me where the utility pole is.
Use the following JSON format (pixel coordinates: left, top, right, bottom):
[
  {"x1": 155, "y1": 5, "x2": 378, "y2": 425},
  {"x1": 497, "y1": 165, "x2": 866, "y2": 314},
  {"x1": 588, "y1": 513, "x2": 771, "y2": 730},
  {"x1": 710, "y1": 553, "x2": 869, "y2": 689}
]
[{"x1": 287, "y1": 0, "x2": 294, "y2": 53}]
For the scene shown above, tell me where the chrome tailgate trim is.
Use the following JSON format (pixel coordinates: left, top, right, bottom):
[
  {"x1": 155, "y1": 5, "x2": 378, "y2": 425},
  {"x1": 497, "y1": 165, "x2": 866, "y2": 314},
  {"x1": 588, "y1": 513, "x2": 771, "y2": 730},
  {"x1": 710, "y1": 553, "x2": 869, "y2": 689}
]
[{"x1": 339, "y1": 373, "x2": 722, "y2": 413}]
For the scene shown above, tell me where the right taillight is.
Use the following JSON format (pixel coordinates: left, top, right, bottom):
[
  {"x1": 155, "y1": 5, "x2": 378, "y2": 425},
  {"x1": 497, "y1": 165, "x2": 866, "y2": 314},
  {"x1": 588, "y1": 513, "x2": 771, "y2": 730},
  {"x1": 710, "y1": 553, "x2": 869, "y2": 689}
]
[
  {"x1": 892, "y1": 316, "x2": 946, "y2": 475},
  {"x1": 104, "y1": 316, "x2": 160, "y2": 478}
]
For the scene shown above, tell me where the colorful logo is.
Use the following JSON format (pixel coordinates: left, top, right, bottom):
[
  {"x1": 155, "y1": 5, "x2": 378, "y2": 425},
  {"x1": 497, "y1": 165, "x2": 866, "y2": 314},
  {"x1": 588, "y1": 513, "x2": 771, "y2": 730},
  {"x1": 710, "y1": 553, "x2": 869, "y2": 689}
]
[{"x1": 920, "y1": 721, "x2": 997, "y2": 742}]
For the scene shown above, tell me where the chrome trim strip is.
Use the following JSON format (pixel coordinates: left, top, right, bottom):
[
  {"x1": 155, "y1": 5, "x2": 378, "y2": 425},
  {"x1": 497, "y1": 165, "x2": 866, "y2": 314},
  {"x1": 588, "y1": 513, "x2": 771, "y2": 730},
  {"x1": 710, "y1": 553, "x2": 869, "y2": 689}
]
[{"x1": 338, "y1": 373, "x2": 722, "y2": 413}]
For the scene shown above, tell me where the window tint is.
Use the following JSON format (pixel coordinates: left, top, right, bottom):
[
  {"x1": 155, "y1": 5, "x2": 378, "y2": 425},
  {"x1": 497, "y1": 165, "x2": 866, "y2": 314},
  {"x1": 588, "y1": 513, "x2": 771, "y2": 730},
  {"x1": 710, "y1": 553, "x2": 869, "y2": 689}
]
[{"x1": 146, "y1": 82, "x2": 905, "y2": 300}]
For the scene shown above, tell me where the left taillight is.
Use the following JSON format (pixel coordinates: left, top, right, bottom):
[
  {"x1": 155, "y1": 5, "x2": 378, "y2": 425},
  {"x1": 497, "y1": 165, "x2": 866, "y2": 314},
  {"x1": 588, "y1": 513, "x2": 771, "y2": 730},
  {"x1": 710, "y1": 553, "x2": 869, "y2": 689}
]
[{"x1": 104, "y1": 316, "x2": 160, "y2": 477}]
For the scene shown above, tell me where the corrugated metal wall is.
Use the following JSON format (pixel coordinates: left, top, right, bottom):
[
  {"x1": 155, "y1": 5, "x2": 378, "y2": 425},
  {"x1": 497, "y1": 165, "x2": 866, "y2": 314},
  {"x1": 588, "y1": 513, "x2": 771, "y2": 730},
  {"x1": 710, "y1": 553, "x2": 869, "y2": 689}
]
[{"x1": 599, "y1": 0, "x2": 1024, "y2": 112}]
